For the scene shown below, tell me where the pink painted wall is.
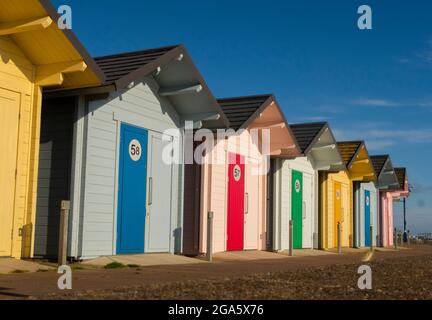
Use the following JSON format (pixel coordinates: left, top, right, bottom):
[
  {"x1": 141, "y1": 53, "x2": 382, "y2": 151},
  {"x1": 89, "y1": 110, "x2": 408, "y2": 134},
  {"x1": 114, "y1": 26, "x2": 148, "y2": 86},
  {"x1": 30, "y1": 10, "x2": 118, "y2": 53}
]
[
  {"x1": 199, "y1": 131, "x2": 267, "y2": 253},
  {"x1": 198, "y1": 101, "x2": 301, "y2": 253},
  {"x1": 380, "y1": 181, "x2": 409, "y2": 247},
  {"x1": 380, "y1": 191, "x2": 394, "y2": 247}
]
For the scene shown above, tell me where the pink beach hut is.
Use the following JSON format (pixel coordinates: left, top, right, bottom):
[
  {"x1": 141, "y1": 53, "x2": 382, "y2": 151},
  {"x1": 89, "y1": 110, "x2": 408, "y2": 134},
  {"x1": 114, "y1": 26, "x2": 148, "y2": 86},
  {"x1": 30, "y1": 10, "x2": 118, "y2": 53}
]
[
  {"x1": 183, "y1": 94, "x2": 301, "y2": 255},
  {"x1": 380, "y1": 167, "x2": 409, "y2": 247}
]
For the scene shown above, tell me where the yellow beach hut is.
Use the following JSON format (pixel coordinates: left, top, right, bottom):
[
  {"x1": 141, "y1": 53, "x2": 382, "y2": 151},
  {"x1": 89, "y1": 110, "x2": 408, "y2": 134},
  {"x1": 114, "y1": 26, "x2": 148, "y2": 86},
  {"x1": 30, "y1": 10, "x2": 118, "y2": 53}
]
[
  {"x1": 0, "y1": 0, "x2": 103, "y2": 258},
  {"x1": 319, "y1": 141, "x2": 376, "y2": 249}
]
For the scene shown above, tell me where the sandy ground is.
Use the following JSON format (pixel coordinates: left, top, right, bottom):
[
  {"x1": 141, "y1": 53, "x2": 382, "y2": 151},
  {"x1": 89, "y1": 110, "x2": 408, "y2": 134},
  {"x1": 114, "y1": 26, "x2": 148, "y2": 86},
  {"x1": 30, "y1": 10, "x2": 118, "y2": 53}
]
[
  {"x1": 1, "y1": 245, "x2": 431, "y2": 300},
  {"x1": 39, "y1": 252, "x2": 432, "y2": 300}
]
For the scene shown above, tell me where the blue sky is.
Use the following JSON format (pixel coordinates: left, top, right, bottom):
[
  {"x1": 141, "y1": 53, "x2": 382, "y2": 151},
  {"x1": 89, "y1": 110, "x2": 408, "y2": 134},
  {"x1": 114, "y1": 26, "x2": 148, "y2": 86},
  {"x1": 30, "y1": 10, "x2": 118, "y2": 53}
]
[{"x1": 52, "y1": 0, "x2": 432, "y2": 234}]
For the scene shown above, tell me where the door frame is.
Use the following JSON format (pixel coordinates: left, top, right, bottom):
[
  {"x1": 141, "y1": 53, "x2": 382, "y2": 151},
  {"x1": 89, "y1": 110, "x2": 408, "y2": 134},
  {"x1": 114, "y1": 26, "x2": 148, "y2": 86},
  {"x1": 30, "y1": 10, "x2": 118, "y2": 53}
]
[
  {"x1": 144, "y1": 130, "x2": 173, "y2": 253},
  {"x1": 226, "y1": 152, "x2": 245, "y2": 251},
  {"x1": 116, "y1": 123, "x2": 148, "y2": 254},
  {"x1": 364, "y1": 190, "x2": 371, "y2": 247},
  {"x1": 0, "y1": 88, "x2": 21, "y2": 257},
  {"x1": 333, "y1": 181, "x2": 342, "y2": 248},
  {"x1": 301, "y1": 172, "x2": 314, "y2": 249},
  {"x1": 291, "y1": 169, "x2": 303, "y2": 249}
]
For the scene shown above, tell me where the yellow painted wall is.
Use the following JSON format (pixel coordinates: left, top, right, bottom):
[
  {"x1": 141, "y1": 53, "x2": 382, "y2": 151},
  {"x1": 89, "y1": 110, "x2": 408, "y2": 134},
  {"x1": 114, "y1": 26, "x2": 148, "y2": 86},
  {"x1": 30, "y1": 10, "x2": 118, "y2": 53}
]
[
  {"x1": 320, "y1": 170, "x2": 353, "y2": 249},
  {"x1": 0, "y1": 1, "x2": 102, "y2": 259},
  {"x1": 0, "y1": 35, "x2": 42, "y2": 258}
]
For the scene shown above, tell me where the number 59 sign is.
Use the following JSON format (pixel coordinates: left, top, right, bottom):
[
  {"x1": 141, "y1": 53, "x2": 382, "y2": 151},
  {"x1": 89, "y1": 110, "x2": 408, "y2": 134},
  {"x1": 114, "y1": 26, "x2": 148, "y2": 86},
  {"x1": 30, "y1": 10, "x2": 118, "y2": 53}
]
[{"x1": 129, "y1": 139, "x2": 142, "y2": 161}]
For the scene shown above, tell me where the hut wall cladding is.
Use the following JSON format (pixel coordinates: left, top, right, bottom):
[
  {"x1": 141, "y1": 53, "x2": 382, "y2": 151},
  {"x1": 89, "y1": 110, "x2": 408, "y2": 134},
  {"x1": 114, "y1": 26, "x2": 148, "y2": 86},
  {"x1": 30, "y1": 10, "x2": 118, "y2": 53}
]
[
  {"x1": 354, "y1": 181, "x2": 379, "y2": 247},
  {"x1": 182, "y1": 142, "x2": 202, "y2": 256},
  {"x1": 272, "y1": 156, "x2": 318, "y2": 251},
  {"x1": 320, "y1": 171, "x2": 352, "y2": 249},
  {"x1": 34, "y1": 98, "x2": 75, "y2": 258},
  {"x1": 0, "y1": 36, "x2": 42, "y2": 258},
  {"x1": 380, "y1": 191, "x2": 394, "y2": 247},
  {"x1": 70, "y1": 77, "x2": 182, "y2": 259},
  {"x1": 199, "y1": 131, "x2": 267, "y2": 254}
]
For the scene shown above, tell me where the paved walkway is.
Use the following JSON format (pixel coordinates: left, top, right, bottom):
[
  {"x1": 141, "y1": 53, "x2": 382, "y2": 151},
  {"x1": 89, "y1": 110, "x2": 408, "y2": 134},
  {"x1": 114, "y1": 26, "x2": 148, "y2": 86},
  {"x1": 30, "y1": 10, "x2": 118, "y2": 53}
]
[
  {"x1": 82, "y1": 253, "x2": 205, "y2": 267},
  {"x1": 212, "y1": 250, "x2": 288, "y2": 261},
  {"x1": 0, "y1": 245, "x2": 429, "y2": 299},
  {"x1": 281, "y1": 249, "x2": 336, "y2": 257},
  {"x1": 0, "y1": 258, "x2": 53, "y2": 275}
]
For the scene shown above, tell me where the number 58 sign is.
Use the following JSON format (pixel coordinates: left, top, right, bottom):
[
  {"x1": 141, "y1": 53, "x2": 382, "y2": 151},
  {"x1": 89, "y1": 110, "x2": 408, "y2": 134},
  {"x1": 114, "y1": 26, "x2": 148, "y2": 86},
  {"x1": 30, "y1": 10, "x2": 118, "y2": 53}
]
[{"x1": 129, "y1": 139, "x2": 142, "y2": 161}]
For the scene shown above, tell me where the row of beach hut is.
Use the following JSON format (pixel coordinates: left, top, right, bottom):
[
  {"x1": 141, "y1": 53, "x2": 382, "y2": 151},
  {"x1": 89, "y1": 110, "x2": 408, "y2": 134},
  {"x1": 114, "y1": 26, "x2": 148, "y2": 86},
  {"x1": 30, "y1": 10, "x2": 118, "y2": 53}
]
[{"x1": 0, "y1": 0, "x2": 409, "y2": 260}]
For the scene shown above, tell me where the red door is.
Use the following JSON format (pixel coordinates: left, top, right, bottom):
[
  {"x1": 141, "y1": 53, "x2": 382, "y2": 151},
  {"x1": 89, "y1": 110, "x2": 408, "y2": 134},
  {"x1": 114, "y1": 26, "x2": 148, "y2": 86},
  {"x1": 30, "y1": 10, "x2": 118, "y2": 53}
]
[{"x1": 227, "y1": 153, "x2": 245, "y2": 251}]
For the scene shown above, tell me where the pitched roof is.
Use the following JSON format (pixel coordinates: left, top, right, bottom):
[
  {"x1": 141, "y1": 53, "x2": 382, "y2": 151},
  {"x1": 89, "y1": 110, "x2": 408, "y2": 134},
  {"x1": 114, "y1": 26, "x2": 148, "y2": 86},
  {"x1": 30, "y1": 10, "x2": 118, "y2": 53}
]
[
  {"x1": 217, "y1": 94, "x2": 273, "y2": 130},
  {"x1": 370, "y1": 155, "x2": 389, "y2": 177},
  {"x1": 0, "y1": 0, "x2": 104, "y2": 88},
  {"x1": 394, "y1": 168, "x2": 407, "y2": 190},
  {"x1": 337, "y1": 141, "x2": 363, "y2": 166},
  {"x1": 94, "y1": 45, "x2": 178, "y2": 84},
  {"x1": 290, "y1": 122, "x2": 327, "y2": 153},
  {"x1": 90, "y1": 45, "x2": 231, "y2": 127}
]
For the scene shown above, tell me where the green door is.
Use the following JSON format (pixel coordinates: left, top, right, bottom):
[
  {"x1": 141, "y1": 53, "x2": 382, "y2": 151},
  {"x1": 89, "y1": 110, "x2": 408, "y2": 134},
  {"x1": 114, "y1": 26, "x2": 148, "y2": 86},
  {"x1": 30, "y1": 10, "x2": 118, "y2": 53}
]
[{"x1": 291, "y1": 170, "x2": 303, "y2": 249}]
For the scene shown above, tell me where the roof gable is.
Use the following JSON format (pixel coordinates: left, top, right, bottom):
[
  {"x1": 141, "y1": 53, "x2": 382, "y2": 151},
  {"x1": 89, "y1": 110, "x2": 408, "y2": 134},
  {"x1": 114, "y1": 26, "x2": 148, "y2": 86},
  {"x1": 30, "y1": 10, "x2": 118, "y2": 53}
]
[
  {"x1": 394, "y1": 168, "x2": 407, "y2": 190},
  {"x1": 94, "y1": 45, "x2": 230, "y2": 128},
  {"x1": 371, "y1": 155, "x2": 400, "y2": 189},
  {"x1": 371, "y1": 155, "x2": 388, "y2": 177},
  {"x1": 337, "y1": 141, "x2": 363, "y2": 166},
  {"x1": 289, "y1": 122, "x2": 344, "y2": 171},
  {"x1": 0, "y1": 0, "x2": 104, "y2": 89},
  {"x1": 95, "y1": 45, "x2": 178, "y2": 85},
  {"x1": 218, "y1": 94, "x2": 302, "y2": 157},
  {"x1": 337, "y1": 141, "x2": 376, "y2": 181},
  {"x1": 218, "y1": 94, "x2": 273, "y2": 130},
  {"x1": 290, "y1": 122, "x2": 327, "y2": 153}
]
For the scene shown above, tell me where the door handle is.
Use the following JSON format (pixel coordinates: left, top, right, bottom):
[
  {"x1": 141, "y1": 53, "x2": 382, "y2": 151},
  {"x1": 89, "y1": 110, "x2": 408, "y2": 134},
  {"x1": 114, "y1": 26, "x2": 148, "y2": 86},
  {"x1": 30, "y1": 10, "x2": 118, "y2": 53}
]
[
  {"x1": 148, "y1": 177, "x2": 153, "y2": 206},
  {"x1": 245, "y1": 193, "x2": 249, "y2": 214}
]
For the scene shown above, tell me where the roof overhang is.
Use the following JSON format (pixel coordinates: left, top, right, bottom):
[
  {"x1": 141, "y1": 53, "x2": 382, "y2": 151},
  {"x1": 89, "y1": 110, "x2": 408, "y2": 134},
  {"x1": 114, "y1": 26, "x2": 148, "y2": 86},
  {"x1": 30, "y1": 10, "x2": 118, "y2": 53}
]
[
  {"x1": 45, "y1": 44, "x2": 230, "y2": 129},
  {"x1": 343, "y1": 141, "x2": 377, "y2": 182},
  {"x1": 375, "y1": 156, "x2": 400, "y2": 189},
  {"x1": 305, "y1": 124, "x2": 345, "y2": 171},
  {"x1": 0, "y1": 0, "x2": 104, "y2": 89},
  {"x1": 389, "y1": 189, "x2": 410, "y2": 199},
  {"x1": 113, "y1": 45, "x2": 230, "y2": 129},
  {"x1": 245, "y1": 96, "x2": 302, "y2": 158},
  {"x1": 388, "y1": 168, "x2": 410, "y2": 197}
]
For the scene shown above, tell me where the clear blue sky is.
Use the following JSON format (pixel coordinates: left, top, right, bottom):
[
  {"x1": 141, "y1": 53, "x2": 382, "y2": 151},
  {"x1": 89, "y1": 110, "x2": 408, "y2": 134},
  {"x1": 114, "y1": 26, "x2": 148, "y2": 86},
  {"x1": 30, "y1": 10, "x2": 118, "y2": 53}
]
[{"x1": 52, "y1": 0, "x2": 432, "y2": 234}]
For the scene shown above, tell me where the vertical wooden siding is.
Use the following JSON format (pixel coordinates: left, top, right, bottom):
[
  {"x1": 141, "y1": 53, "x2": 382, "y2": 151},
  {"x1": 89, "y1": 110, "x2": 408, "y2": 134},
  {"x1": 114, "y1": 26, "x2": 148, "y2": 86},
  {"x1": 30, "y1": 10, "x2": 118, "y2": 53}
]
[
  {"x1": 200, "y1": 130, "x2": 267, "y2": 254},
  {"x1": 355, "y1": 182, "x2": 378, "y2": 247},
  {"x1": 380, "y1": 191, "x2": 394, "y2": 247},
  {"x1": 320, "y1": 171, "x2": 353, "y2": 249},
  {"x1": 182, "y1": 141, "x2": 201, "y2": 255},
  {"x1": 0, "y1": 36, "x2": 42, "y2": 258},
  {"x1": 272, "y1": 157, "x2": 317, "y2": 251},
  {"x1": 73, "y1": 77, "x2": 181, "y2": 258},
  {"x1": 34, "y1": 98, "x2": 75, "y2": 257}
]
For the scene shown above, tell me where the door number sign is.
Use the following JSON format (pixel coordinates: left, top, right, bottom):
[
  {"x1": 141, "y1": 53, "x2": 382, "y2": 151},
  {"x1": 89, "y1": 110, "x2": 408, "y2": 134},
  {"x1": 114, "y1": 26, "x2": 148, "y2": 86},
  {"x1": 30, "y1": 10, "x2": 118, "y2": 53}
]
[
  {"x1": 233, "y1": 164, "x2": 241, "y2": 182},
  {"x1": 366, "y1": 196, "x2": 370, "y2": 207},
  {"x1": 295, "y1": 179, "x2": 301, "y2": 193},
  {"x1": 129, "y1": 139, "x2": 142, "y2": 161}
]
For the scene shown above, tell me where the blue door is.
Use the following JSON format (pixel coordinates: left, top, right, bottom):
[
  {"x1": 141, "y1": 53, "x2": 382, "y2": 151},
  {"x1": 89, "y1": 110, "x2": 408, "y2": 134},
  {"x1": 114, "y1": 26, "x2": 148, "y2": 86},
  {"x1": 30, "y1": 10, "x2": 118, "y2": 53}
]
[
  {"x1": 364, "y1": 190, "x2": 371, "y2": 246},
  {"x1": 117, "y1": 124, "x2": 148, "y2": 254}
]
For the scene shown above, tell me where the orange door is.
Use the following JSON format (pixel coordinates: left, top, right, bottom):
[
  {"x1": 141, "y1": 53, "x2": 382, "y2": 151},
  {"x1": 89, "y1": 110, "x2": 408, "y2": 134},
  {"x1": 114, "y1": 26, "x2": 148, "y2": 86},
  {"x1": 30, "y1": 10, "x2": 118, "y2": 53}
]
[
  {"x1": 0, "y1": 88, "x2": 20, "y2": 256},
  {"x1": 333, "y1": 181, "x2": 342, "y2": 248}
]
